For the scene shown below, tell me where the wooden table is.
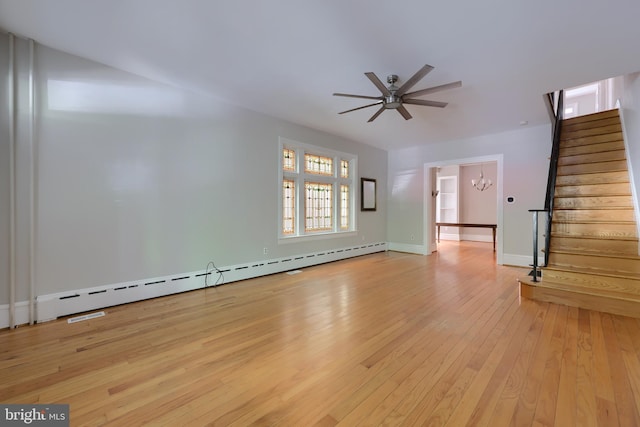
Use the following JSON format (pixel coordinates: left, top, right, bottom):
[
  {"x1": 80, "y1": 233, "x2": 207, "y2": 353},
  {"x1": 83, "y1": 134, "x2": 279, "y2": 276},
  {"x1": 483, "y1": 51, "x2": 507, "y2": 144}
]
[{"x1": 436, "y1": 222, "x2": 497, "y2": 251}]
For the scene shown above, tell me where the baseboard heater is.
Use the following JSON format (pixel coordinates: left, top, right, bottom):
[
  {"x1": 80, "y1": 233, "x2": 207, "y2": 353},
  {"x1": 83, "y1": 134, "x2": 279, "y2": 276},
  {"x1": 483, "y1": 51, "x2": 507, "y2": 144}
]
[{"x1": 29, "y1": 242, "x2": 387, "y2": 324}]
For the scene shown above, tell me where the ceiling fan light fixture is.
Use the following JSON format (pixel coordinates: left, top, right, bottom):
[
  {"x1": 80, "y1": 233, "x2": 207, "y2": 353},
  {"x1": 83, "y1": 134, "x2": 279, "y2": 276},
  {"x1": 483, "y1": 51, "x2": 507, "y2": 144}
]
[
  {"x1": 334, "y1": 64, "x2": 461, "y2": 122},
  {"x1": 384, "y1": 95, "x2": 401, "y2": 109}
]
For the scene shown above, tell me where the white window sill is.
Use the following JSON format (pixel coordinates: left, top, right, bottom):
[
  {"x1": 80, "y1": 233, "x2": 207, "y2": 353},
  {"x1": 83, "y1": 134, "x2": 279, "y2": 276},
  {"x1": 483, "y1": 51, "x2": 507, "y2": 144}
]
[{"x1": 278, "y1": 231, "x2": 357, "y2": 244}]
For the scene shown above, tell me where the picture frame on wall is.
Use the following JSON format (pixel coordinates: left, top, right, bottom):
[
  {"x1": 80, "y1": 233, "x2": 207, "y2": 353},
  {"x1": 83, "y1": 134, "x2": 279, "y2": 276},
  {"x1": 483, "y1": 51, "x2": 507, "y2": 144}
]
[{"x1": 361, "y1": 177, "x2": 376, "y2": 211}]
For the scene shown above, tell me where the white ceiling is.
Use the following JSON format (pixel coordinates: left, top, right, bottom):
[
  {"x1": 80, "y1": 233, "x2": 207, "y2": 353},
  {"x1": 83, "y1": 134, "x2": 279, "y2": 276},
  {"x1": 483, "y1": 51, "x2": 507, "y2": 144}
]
[{"x1": 2, "y1": 0, "x2": 640, "y2": 150}]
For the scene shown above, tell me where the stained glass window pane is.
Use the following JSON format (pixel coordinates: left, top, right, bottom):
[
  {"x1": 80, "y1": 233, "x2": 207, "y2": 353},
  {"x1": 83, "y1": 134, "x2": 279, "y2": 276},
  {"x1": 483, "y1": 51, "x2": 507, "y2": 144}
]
[
  {"x1": 341, "y1": 160, "x2": 349, "y2": 178},
  {"x1": 283, "y1": 148, "x2": 296, "y2": 171},
  {"x1": 305, "y1": 182, "x2": 333, "y2": 231},
  {"x1": 304, "y1": 154, "x2": 333, "y2": 176},
  {"x1": 282, "y1": 180, "x2": 295, "y2": 234},
  {"x1": 340, "y1": 185, "x2": 349, "y2": 230}
]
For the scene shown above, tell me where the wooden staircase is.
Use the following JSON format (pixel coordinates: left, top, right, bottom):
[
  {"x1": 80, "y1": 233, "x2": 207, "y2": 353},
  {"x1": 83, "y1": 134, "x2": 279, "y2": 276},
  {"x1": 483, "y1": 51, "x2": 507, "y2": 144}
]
[{"x1": 519, "y1": 109, "x2": 640, "y2": 318}]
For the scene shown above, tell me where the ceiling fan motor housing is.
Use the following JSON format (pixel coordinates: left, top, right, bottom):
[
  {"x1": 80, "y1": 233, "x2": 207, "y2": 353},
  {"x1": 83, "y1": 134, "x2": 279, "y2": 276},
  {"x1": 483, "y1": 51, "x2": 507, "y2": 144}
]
[
  {"x1": 385, "y1": 75, "x2": 401, "y2": 108},
  {"x1": 384, "y1": 95, "x2": 401, "y2": 109}
]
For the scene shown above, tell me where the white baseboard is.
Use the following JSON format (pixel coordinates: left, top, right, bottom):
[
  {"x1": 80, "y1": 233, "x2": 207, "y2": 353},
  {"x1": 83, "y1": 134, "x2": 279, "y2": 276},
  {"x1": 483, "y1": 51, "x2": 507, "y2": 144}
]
[
  {"x1": 0, "y1": 242, "x2": 387, "y2": 329},
  {"x1": 460, "y1": 233, "x2": 493, "y2": 243},
  {"x1": 0, "y1": 301, "x2": 30, "y2": 329},
  {"x1": 438, "y1": 233, "x2": 460, "y2": 241},
  {"x1": 439, "y1": 233, "x2": 492, "y2": 243},
  {"x1": 387, "y1": 242, "x2": 429, "y2": 255},
  {"x1": 502, "y1": 253, "x2": 544, "y2": 268}
]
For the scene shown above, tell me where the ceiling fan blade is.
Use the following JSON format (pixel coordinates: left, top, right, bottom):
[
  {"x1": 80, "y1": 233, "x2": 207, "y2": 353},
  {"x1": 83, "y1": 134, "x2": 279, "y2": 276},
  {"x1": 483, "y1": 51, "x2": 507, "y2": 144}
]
[
  {"x1": 395, "y1": 64, "x2": 434, "y2": 96},
  {"x1": 367, "y1": 106, "x2": 386, "y2": 122},
  {"x1": 396, "y1": 105, "x2": 412, "y2": 120},
  {"x1": 403, "y1": 99, "x2": 448, "y2": 108},
  {"x1": 402, "y1": 99, "x2": 447, "y2": 108},
  {"x1": 333, "y1": 93, "x2": 384, "y2": 100},
  {"x1": 404, "y1": 81, "x2": 462, "y2": 98},
  {"x1": 365, "y1": 72, "x2": 391, "y2": 96},
  {"x1": 338, "y1": 101, "x2": 383, "y2": 115}
]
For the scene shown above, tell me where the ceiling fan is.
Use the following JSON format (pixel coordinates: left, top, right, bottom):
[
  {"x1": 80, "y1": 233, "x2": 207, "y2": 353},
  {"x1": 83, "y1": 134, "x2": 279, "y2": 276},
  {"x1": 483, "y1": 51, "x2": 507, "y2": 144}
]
[{"x1": 333, "y1": 64, "x2": 461, "y2": 122}]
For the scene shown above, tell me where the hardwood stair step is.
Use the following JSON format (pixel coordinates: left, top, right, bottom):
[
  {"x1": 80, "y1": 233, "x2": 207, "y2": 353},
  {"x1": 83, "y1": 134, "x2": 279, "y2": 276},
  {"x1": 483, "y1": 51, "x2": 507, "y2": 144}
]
[
  {"x1": 548, "y1": 252, "x2": 640, "y2": 276},
  {"x1": 519, "y1": 276, "x2": 640, "y2": 318},
  {"x1": 555, "y1": 171, "x2": 629, "y2": 186},
  {"x1": 527, "y1": 278, "x2": 640, "y2": 303},
  {"x1": 559, "y1": 131, "x2": 624, "y2": 148},
  {"x1": 562, "y1": 116, "x2": 622, "y2": 132},
  {"x1": 557, "y1": 160, "x2": 628, "y2": 175},
  {"x1": 561, "y1": 109, "x2": 620, "y2": 126},
  {"x1": 549, "y1": 236, "x2": 639, "y2": 256},
  {"x1": 554, "y1": 182, "x2": 631, "y2": 197},
  {"x1": 553, "y1": 208, "x2": 636, "y2": 222},
  {"x1": 553, "y1": 195, "x2": 634, "y2": 209},
  {"x1": 542, "y1": 267, "x2": 640, "y2": 292},
  {"x1": 557, "y1": 149, "x2": 626, "y2": 166},
  {"x1": 559, "y1": 140, "x2": 624, "y2": 157},
  {"x1": 551, "y1": 221, "x2": 637, "y2": 239},
  {"x1": 561, "y1": 123, "x2": 622, "y2": 141}
]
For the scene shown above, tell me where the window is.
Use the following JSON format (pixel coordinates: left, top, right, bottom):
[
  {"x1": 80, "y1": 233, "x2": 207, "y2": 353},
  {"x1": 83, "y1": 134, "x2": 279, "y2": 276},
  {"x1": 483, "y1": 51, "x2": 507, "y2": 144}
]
[{"x1": 279, "y1": 138, "x2": 357, "y2": 240}]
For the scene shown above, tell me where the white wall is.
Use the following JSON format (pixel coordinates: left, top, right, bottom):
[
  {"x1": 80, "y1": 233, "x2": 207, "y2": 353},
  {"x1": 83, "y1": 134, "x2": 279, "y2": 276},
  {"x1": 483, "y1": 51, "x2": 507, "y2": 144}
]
[
  {"x1": 0, "y1": 35, "x2": 387, "y2": 306},
  {"x1": 388, "y1": 124, "x2": 551, "y2": 265},
  {"x1": 622, "y1": 72, "x2": 640, "y2": 229},
  {"x1": 460, "y1": 163, "x2": 497, "y2": 240},
  {"x1": 0, "y1": 35, "x2": 9, "y2": 305}
]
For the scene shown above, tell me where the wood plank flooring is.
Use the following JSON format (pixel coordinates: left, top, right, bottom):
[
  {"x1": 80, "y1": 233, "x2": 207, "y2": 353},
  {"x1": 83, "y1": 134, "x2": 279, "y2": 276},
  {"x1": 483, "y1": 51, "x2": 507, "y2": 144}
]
[{"x1": 2, "y1": 241, "x2": 640, "y2": 426}]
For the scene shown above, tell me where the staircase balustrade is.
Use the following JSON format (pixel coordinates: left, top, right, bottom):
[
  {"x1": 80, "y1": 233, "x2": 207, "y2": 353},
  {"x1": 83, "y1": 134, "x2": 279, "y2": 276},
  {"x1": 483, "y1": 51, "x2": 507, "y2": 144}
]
[{"x1": 529, "y1": 90, "x2": 563, "y2": 278}]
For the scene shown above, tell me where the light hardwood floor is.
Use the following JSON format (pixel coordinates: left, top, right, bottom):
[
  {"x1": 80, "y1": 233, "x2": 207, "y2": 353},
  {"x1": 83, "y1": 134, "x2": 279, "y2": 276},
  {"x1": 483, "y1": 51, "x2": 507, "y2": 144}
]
[{"x1": 2, "y1": 241, "x2": 640, "y2": 426}]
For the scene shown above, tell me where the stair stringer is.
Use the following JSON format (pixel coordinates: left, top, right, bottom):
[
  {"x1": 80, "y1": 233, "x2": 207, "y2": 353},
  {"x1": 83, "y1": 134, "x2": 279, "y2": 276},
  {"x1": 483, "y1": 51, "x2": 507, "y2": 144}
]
[{"x1": 618, "y1": 106, "x2": 640, "y2": 254}]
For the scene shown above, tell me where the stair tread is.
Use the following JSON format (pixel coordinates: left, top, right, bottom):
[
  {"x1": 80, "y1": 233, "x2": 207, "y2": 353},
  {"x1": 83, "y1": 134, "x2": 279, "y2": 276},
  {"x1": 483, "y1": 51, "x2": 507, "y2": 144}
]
[
  {"x1": 548, "y1": 248, "x2": 640, "y2": 260},
  {"x1": 551, "y1": 207, "x2": 633, "y2": 211},
  {"x1": 559, "y1": 147, "x2": 625, "y2": 157},
  {"x1": 555, "y1": 171, "x2": 629, "y2": 186},
  {"x1": 550, "y1": 234, "x2": 639, "y2": 240},
  {"x1": 559, "y1": 133, "x2": 625, "y2": 148},
  {"x1": 551, "y1": 232, "x2": 638, "y2": 241},
  {"x1": 520, "y1": 276, "x2": 640, "y2": 302},
  {"x1": 552, "y1": 220, "x2": 636, "y2": 225},
  {"x1": 551, "y1": 206, "x2": 633, "y2": 210},
  {"x1": 558, "y1": 146, "x2": 626, "y2": 160},
  {"x1": 562, "y1": 109, "x2": 620, "y2": 124},
  {"x1": 545, "y1": 264, "x2": 640, "y2": 280},
  {"x1": 556, "y1": 195, "x2": 632, "y2": 199}
]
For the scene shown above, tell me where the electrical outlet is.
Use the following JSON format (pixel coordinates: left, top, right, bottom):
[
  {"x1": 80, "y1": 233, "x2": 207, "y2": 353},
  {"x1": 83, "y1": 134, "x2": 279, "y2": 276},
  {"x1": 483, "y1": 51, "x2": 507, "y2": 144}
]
[
  {"x1": 411, "y1": 235, "x2": 415, "y2": 241},
  {"x1": 263, "y1": 247, "x2": 268, "y2": 255}
]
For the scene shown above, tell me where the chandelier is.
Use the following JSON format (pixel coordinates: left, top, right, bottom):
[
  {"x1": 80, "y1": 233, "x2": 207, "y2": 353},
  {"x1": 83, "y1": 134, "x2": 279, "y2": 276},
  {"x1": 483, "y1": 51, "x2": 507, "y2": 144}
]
[{"x1": 471, "y1": 164, "x2": 493, "y2": 191}]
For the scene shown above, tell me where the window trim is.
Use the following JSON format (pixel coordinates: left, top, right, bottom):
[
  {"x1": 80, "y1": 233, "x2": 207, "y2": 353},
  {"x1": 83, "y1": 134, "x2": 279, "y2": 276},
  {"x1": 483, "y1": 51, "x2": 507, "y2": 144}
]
[{"x1": 278, "y1": 137, "x2": 357, "y2": 242}]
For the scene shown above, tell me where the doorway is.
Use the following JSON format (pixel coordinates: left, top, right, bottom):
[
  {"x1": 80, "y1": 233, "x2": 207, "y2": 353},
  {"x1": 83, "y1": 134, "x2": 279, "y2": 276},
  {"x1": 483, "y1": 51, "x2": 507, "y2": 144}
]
[{"x1": 424, "y1": 154, "x2": 504, "y2": 265}]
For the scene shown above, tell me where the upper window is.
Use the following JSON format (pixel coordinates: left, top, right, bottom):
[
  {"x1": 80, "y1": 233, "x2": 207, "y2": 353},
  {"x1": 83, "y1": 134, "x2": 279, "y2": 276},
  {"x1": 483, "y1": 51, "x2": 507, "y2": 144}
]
[{"x1": 279, "y1": 138, "x2": 357, "y2": 240}]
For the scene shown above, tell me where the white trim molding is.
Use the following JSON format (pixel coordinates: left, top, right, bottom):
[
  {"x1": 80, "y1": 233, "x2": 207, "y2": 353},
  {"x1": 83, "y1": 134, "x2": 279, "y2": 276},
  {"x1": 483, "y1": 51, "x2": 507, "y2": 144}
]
[{"x1": 1, "y1": 242, "x2": 387, "y2": 328}]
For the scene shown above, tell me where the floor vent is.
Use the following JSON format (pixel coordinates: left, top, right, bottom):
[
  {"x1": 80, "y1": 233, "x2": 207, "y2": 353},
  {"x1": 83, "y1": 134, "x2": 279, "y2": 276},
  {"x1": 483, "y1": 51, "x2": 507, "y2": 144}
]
[{"x1": 67, "y1": 311, "x2": 105, "y2": 324}]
